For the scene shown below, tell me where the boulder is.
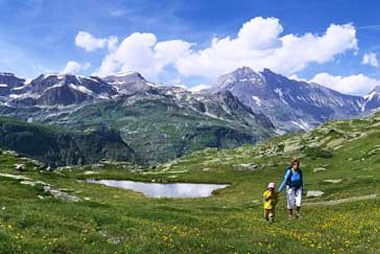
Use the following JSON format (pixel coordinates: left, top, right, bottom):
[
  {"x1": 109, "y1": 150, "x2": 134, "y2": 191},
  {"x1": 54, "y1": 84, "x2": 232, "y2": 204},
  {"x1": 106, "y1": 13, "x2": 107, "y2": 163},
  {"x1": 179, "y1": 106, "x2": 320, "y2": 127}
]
[
  {"x1": 14, "y1": 163, "x2": 26, "y2": 171},
  {"x1": 43, "y1": 186, "x2": 82, "y2": 202},
  {"x1": 323, "y1": 179, "x2": 342, "y2": 184},
  {"x1": 313, "y1": 167, "x2": 326, "y2": 173},
  {"x1": 306, "y1": 190, "x2": 324, "y2": 197}
]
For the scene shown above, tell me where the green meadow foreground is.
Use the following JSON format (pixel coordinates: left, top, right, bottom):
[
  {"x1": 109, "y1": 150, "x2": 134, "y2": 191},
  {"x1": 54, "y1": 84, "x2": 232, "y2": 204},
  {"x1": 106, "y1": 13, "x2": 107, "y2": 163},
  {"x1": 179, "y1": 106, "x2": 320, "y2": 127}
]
[{"x1": 1, "y1": 113, "x2": 380, "y2": 254}]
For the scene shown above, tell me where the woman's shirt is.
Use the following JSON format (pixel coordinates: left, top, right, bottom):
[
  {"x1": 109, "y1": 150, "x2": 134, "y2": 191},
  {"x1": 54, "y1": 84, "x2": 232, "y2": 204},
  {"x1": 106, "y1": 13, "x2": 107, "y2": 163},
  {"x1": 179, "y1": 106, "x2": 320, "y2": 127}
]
[{"x1": 278, "y1": 167, "x2": 303, "y2": 192}]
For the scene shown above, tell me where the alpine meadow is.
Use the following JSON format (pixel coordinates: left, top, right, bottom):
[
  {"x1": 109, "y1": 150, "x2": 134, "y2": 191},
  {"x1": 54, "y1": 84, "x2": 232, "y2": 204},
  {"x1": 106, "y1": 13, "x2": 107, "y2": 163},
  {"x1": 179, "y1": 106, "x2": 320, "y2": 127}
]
[{"x1": 0, "y1": 0, "x2": 379, "y2": 253}]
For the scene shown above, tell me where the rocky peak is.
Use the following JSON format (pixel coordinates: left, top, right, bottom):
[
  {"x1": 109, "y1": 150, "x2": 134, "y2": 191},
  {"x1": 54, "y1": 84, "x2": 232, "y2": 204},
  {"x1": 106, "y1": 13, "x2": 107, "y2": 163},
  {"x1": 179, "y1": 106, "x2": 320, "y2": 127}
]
[
  {"x1": 104, "y1": 72, "x2": 146, "y2": 83},
  {"x1": 216, "y1": 67, "x2": 266, "y2": 89},
  {"x1": 104, "y1": 72, "x2": 156, "y2": 95},
  {"x1": 0, "y1": 72, "x2": 25, "y2": 87},
  {"x1": 371, "y1": 86, "x2": 380, "y2": 94}
]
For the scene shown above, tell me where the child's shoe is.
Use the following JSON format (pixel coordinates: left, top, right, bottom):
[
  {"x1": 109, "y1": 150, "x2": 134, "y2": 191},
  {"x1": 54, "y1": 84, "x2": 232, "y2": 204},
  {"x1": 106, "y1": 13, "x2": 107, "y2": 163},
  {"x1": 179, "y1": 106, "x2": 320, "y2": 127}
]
[
  {"x1": 295, "y1": 213, "x2": 301, "y2": 219},
  {"x1": 288, "y1": 215, "x2": 294, "y2": 220},
  {"x1": 269, "y1": 216, "x2": 275, "y2": 222}
]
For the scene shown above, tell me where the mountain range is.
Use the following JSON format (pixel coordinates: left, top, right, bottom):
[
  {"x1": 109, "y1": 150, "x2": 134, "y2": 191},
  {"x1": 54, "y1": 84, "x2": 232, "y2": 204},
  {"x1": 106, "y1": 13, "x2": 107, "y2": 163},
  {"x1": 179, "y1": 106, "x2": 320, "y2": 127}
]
[{"x1": 0, "y1": 68, "x2": 379, "y2": 165}]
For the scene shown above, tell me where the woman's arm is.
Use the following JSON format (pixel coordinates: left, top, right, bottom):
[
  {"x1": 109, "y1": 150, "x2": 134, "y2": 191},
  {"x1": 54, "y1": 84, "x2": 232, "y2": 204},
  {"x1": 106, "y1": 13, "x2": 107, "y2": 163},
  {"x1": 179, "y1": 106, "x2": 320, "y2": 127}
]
[{"x1": 278, "y1": 169, "x2": 291, "y2": 193}]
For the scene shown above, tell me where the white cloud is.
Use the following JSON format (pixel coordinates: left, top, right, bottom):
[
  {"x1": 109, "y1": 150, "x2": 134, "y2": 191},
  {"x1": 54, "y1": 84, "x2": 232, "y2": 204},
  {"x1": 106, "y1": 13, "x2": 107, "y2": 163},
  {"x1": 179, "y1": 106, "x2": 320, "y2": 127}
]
[
  {"x1": 75, "y1": 31, "x2": 108, "y2": 52},
  {"x1": 288, "y1": 74, "x2": 307, "y2": 82},
  {"x1": 310, "y1": 73, "x2": 380, "y2": 95},
  {"x1": 177, "y1": 19, "x2": 357, "y2": 78},
  {"x1": 85, "y1": 17, "x2": 358, "y2": 82},
  {"x1": 189, "y1": 84, "x2": 211, "y2": 92},
  {"x1": 62, "y1": 61, "x2": 90, "y2": 74},
  {"x1": 107, "y1": 36, "x2": 119, "y2": 52},
  {"x1": 96, "y1": 33, "x2": 191, "y2": 79},
  {"x1": 362, "y1": 53, "x2": 378, "y2": 67}
]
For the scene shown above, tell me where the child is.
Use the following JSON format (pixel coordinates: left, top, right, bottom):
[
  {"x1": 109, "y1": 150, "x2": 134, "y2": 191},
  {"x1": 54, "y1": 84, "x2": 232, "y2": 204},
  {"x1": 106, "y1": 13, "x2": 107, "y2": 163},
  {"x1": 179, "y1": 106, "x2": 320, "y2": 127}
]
[{"x1": 263, "y1": 182, "x2": 279, "y2": 222}]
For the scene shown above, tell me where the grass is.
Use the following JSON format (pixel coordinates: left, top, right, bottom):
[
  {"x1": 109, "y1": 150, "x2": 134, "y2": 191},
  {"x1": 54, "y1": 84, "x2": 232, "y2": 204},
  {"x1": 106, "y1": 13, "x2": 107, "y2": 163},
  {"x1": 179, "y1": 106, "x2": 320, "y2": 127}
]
[{"x1": 0, "y1": 113, "x2": 380, "y2": 253}]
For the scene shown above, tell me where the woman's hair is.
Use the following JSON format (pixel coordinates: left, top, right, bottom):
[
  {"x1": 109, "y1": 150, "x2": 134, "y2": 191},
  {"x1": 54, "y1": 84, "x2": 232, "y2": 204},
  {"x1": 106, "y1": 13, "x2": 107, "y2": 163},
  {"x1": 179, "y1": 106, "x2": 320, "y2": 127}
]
[{"x1": 291, "y1": 158, "x2": 300, "y2": 167}]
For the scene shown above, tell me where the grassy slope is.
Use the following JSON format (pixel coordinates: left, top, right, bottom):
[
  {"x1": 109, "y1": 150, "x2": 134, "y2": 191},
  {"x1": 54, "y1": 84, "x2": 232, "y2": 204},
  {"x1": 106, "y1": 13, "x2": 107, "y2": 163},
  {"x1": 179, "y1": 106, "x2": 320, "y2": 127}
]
[{"x1": 0, "y1": 113, "x2": 379, "y2": 253}]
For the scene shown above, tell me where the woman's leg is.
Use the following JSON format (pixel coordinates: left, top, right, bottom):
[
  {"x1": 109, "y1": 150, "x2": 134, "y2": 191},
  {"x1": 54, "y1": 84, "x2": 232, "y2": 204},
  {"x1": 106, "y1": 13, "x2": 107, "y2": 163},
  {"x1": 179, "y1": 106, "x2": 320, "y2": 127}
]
[
  {"x1": 295, "y1": 187, "x2": 303, "y2": 218},
  {"x1": 286, "y1": 186, "x2": 295, "y2": 217}
]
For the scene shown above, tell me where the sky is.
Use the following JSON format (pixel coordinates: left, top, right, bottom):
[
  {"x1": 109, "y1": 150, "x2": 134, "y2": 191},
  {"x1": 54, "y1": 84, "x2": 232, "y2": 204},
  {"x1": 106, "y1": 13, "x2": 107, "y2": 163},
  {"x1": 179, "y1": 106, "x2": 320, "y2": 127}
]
[{"x1": 1, "y1": 0, "x2": 380, "y2": 95}]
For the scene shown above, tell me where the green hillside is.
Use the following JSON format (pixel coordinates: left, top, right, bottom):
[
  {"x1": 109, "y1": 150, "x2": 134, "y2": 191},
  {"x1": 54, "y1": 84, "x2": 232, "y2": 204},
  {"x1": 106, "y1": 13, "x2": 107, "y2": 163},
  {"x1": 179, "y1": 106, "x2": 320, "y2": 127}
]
[
  {"x1": 0, "y1": 112, "x2": 379, "y2": 253},
  {"x1": 0, "y1": 117, "x2": 135, "y2": 166}
]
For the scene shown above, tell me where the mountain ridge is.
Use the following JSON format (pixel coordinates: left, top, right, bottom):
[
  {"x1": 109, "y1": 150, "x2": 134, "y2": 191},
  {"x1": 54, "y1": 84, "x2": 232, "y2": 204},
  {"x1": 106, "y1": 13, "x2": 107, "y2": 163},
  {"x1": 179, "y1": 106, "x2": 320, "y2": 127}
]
[{"x1": 0, "y1": 68, "x2": 379, "y2": 165}]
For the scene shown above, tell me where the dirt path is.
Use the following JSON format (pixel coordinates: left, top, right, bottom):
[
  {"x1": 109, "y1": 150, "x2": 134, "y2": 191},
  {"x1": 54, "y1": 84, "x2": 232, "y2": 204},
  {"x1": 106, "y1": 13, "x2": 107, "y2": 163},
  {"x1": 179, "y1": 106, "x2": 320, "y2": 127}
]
[{"x1": 304, "y1": 194, "x2": 378, "y2": 206}]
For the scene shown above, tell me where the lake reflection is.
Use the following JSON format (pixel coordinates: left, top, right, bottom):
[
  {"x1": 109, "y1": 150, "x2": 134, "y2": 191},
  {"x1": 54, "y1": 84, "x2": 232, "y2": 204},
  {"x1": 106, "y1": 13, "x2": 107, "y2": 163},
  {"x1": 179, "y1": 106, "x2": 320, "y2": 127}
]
[{"x1": 86, "y1": 179, "x2": 229, "y2": 198}]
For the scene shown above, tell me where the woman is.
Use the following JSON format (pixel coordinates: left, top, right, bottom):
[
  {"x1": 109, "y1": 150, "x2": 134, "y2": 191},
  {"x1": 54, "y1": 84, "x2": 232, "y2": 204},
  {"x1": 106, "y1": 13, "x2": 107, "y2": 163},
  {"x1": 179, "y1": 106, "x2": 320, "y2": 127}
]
[{"x1": 278, "y1": 158, "x2": 303, "y2": 219}]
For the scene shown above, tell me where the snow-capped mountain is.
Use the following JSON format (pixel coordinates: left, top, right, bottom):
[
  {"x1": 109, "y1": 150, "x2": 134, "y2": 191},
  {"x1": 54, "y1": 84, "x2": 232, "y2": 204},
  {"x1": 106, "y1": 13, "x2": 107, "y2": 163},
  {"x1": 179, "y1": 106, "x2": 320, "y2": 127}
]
[
  {"x1": 209, "y1": 67, "x2": 379, "y2": 131},
  {"x1": 363, "y1": 86, "x2": 380, "y2": 112},
  {"x1": 1, "y1": 68, "x2": 380, "y2": 132},
  {"x1": 4, "y1": 73, "x2": 117, "y2": 106},
  {"x1": 1, "y1": 68, "x2": 380, "y2": 164},
  {"x1": 103, "y1": 72, "x2": 161, "y2": 95},
  {"x1": 0, "y1": 73, "x2": 25, "y2": 96}
]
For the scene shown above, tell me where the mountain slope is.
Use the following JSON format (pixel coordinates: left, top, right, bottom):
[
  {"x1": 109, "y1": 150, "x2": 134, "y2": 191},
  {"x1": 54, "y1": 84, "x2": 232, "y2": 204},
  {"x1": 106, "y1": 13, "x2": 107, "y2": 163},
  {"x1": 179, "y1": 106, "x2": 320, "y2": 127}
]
[
  {"x1": 0, "y1": 117, "x2": 135, "y2": 166},
  {"x1": 40, "y1": 89, "x2": 275, "y2": 164}
]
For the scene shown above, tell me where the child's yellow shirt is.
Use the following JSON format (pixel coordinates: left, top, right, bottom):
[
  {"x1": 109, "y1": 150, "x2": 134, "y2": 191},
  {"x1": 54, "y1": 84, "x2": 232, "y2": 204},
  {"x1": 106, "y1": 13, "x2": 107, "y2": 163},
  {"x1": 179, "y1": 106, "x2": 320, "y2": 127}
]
[{"x1": 263, "y1": 190, "x2": 279, "y2": 209}]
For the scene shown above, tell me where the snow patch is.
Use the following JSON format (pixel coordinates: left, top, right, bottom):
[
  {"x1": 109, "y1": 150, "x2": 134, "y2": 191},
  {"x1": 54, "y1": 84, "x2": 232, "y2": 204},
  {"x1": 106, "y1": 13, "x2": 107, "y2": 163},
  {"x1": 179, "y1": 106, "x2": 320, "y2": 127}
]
[
  {"x1": 292, "y1": 119, "x2": 311, "y2": 131},
  {"x1": 44, "y1": 73, "x2": 65, "y2": 79},
  {"x1": 12, "y1": 85, "x2": 28, "y2": 90},
  {"x1": 111, "y1": 71, "x2": 136, "y2": 77},
  {"x1": 274, "y1": 88, "x2": 288, "y2": 105},
  {"x1": 251, "y1": 96, "x2": 261, "y2": 106},
  {"x1": 146, "y1": 82, "x2": 162, "y2": 88},
  {"x1": 9, "y1": 93, "x2": 39, "y2": 99},
  {"x1": 364, "y1": 91, "x2": 378, "y2": 101},
  {"x1": 68, "y1": 84, "x2": 94, "y2": 96}
]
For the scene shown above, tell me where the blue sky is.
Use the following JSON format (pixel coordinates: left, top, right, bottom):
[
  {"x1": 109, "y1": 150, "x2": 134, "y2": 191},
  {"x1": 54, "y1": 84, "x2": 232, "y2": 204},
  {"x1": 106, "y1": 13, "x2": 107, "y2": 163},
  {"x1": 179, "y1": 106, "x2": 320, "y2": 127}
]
[{"x1": 0, "y1": 0, "x2": 380, "y2": 95}]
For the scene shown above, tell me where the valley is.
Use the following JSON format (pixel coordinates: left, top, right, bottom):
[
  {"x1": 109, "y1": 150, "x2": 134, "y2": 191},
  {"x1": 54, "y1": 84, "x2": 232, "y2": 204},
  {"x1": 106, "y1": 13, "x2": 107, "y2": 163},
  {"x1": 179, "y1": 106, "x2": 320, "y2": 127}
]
[{"x1": 0, "y1": 109, "x2": 379, "y2": 253}]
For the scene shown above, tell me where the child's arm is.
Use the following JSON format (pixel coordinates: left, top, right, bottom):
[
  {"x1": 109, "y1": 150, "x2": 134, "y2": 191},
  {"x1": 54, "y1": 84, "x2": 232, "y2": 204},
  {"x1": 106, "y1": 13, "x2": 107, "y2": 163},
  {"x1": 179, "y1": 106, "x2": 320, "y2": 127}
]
[{"x1": 263, "y1": 191, "x2": 272, "y2": 201}]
